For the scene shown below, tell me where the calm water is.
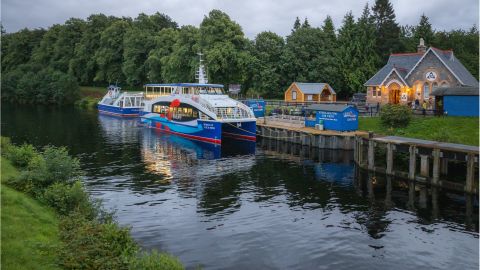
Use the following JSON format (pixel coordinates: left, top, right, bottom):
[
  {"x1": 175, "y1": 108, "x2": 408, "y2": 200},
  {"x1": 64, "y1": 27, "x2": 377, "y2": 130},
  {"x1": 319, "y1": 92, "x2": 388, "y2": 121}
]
[{"x1": 2, "y1": 103, "x2": 478, "y2": 270}]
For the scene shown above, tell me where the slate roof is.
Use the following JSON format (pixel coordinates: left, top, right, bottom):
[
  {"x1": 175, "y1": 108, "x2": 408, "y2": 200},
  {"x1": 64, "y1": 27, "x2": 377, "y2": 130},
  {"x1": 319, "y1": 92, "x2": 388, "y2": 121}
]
[
  {"x1": 364, "y1": 48, "x2": 479, "y2": 87},
  {"x1": 431, "y1": 48, "x2": 479, "y2": 87},
  {"x1": 430, "y1": 86, "x2": 479, "y2": 96},
  {"x1": 306, "y1": 104, "x2": 355, "y2": 112},
  {"x1": 364, "y1": 53, "x2": 422, "y2": 86},
  {"x1": 294, "y1": 83, "x2": 336, "y2": 95}
]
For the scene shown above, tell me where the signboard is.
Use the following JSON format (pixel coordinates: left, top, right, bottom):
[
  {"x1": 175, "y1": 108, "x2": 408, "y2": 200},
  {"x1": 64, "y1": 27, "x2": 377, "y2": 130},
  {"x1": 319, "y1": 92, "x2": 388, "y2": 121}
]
[
  {"x1": 229, "y1": 84, "x2": 241, "y2": 94},
  {"x1": 401, "y1": 92, "x2": 408, "y2": 101},
  {"x1": 244, "y1": 100, "x2": 265, "y2": 117},
  {"x1": 425, "y1": 71, "x2": 437, "y2": 81}
]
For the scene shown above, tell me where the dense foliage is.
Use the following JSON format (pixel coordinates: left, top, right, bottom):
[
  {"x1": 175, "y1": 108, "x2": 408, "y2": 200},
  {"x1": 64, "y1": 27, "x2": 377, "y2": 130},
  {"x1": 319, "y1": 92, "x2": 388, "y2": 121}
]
[
  {"x1": 1, "y1": 0, "x2": 478, "y2": 102},
  {"x1": 1, "y1": 139, "x2": 184, "y2": 269},
  {"x1": 380, "y1": 104, "x2": 412, "y2": 128}
]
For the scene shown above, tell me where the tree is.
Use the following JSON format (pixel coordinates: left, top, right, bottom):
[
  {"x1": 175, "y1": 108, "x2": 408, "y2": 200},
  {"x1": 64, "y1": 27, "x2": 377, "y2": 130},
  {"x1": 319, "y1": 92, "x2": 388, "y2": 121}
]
[
  {"x1": 372, "y1": 0, "x2": 402, "y2": 61},
  {"x1": 302, "y1": 18, "x2": 311, "y2": 28},
  {"x1": 122, "y1": 13, "x2": 178, "y2": 86},
  {"x1": 292, "y1": 17, "x2": 301, "y2": 32},
  {"x1": 200, "y1": 10, "x2": 253, "y2": 88},
  {"x1": 251, "y1": 31, "x2": 285, "y2": 97},
  {"x1": 50, "y1": 18, "x2": 86, "y2": 71},
  {"x1": 336, "y1": 11, "x2": 358, "y2": 96},
  {"x1": 1, "y1": 28, "x2": 45, "y2": 73},
  {"x1": 413, "y1": 14, "x2": 434, "y2": 45},
  {"x1": 69, "y1": 14, "x2": 118, "y2": 85},
  {"x1": 94, "y1": 19, "x2": 131, "y2": 84},
  {"x1": 146, "y1": 28, "x2": 179, "y2": 82},
  {"x1": 161, "y1": 26, "x2": 200, "y2": 83}
]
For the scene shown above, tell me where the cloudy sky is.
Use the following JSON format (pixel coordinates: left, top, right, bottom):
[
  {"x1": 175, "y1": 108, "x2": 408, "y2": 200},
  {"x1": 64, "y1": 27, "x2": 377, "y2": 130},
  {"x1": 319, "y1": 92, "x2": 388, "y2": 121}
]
[{"x1": 2, "y1": 0, "x2": 478, "y2": 38}]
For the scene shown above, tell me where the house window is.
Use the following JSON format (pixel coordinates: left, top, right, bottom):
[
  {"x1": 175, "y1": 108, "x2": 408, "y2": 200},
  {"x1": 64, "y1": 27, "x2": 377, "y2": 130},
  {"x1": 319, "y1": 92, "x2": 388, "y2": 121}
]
[
  {"x1": 377, "y1": 87, "x2": 381, "y2": 96},
  {"x1": 441, "y1": 82, "x2": 449, "y2": 88},
  {"x1": 372, "y1": 87, "x2": 377, "y2": 97},
  {"x1": 292, "y1": 90, "x2": 297, "y2": 100},
  {"x1": 307, "y1": 95, "x2": 312, "y2": 101},
  {"x1": 423, "y1": 82, "x2": 430, "y2": 100}
]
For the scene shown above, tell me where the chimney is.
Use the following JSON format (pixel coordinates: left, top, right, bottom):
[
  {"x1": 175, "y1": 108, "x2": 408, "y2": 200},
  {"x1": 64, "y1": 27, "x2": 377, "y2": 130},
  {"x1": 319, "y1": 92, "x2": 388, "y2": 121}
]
[{"x1": 417, "y1": 38, "x2": 427, "y2": 53}]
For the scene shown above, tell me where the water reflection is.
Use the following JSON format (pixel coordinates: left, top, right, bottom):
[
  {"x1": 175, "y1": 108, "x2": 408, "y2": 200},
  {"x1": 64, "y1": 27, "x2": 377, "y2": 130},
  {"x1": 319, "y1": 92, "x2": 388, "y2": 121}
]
[{"x1": 1, "y1": 104, "x2": 478, "y2": 270}]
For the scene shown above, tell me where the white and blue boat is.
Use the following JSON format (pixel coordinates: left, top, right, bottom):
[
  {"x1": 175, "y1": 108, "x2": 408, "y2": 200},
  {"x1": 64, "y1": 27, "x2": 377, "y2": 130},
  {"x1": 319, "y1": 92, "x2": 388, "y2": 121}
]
[
  {"x1": 98, "y1": 85, "x2": 144, "y2": 117},
  {"x1": 140, "y1": 54, "x2": 256, "y2": 144}
]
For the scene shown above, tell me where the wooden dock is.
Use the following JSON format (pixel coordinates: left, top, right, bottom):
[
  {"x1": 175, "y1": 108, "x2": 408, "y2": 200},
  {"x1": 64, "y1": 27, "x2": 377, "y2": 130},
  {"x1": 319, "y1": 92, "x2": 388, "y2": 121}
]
[
  {"x1": 354, "y1": 134, "x2": 479, "y2": 194},
  {"x1": 256, "y1": 119, "x2": 366, "y2": 150},
  {"x1": 256, "y1": 118, "x2": 479, "y2": 194}
]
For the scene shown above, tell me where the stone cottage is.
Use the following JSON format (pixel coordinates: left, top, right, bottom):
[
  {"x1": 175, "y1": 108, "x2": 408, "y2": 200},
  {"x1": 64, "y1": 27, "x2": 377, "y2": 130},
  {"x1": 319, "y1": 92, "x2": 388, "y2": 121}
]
[{"x1": 364, "y1": 39, "x2": 478, "y2": 105}]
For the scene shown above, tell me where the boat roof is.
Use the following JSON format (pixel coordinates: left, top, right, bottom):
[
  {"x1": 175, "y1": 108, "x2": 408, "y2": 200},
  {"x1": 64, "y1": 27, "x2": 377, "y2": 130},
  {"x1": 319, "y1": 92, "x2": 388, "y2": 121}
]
[{"x1": 144, "y1": 83, "x2": 224, "y2": 88}]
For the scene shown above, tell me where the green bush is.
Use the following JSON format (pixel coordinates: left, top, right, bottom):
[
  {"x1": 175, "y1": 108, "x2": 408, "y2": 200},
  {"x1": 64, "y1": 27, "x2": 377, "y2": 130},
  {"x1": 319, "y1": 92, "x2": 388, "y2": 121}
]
[
  {"x1": 1, "y1": 136, "x2": 13, "y2": 156},
  {"x1": 129, "y1": 251, "x2": 184, "y2": 270},
  {"x1": 58, "y1": 212, "x2": 138, "y2": 270},
  {"x1": 6, "y1": 143, "x2": 38, "y2": 168},
  {"x1": 380, "y1": 104, "x2": 412, "y2": 128},
  {"x1": 42, "y1": 181, "x2": 95, "y2": 217}
]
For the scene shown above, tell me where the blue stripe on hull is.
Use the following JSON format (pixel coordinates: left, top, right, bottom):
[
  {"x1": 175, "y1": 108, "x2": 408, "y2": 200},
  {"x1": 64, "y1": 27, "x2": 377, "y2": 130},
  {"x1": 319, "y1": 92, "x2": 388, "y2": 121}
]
[
  {"x1": 141, "y1": 116, "x2": 222, "y2": 144},
  {"x1": 97, "y1": 104, "x2": 142, "y2": 117},
  {"x1": 221, "y1": 121, "x2": 257, "y2": 141}
]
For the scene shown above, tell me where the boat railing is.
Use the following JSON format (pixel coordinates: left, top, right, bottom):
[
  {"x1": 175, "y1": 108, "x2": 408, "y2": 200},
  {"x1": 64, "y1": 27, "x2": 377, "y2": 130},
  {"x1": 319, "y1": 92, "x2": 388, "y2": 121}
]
[{"x1": 191, "y1": 96, "x2": 216, "y2": 115}]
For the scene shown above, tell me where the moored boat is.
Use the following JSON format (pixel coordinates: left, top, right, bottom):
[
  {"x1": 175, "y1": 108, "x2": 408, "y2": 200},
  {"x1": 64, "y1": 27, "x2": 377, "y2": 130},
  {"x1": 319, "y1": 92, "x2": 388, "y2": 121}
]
[
  {"x1": 97, "y1": 85, "x2": 144, "y2": 117},
  {"x1": 140, "y1": 54, "x2": 257, "y2": 144}
]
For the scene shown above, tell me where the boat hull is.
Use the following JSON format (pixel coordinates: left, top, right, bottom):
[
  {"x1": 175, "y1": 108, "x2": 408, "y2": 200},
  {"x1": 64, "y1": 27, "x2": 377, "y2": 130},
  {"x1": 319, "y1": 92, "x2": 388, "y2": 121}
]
[
  {"x1": 221, "y1": 121, "x2": 257, "y2": 141},
  {"x1": 98, "y1": 104, "x2": 142, "y2": 117},
  {"x1": 141, "y1": 116, "x2": 222, "y2": 144}
]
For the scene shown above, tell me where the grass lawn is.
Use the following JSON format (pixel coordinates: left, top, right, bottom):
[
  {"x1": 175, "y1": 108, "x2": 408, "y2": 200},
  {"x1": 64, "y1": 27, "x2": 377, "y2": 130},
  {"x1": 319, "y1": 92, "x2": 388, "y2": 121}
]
[
  {"x1": 359, "y1": 116, "x2": 479, "y2": 146},
  {"x1": 1, "y1": 157, "x2": 61, "y2": 270}
]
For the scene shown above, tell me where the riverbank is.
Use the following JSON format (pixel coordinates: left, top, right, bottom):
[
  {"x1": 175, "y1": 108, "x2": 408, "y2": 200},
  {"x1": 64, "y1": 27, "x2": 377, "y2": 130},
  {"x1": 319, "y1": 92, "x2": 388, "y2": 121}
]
[
  {"x1": 1, "y1": 157, "x2": 60, "y2": 270},
  {"x1": 1, "y1": 139, "x2": 184, "y2": 270},
  {"x1": 359, "y1": 116, "x2": 479, "y2": 146}
]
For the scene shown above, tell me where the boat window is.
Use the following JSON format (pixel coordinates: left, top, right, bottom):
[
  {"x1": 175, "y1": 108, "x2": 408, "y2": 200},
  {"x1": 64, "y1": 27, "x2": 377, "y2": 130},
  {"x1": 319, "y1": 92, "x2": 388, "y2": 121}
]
[
  {"x1": 171, "y1": 104, "x2": 199, "y2": 122},
  {"x1": 214, "y1": 88, "x2": 223, "y2": 94},
  {"x1": 199, "y1": 88, "x2": 207, "y2": 94}
]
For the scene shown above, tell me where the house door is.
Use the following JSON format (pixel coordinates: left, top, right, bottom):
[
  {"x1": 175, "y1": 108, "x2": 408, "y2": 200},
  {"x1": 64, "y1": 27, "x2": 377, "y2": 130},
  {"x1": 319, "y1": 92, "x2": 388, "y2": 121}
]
[{"x1": 388, "y1": 83, "x2": 401, "y2": 104}]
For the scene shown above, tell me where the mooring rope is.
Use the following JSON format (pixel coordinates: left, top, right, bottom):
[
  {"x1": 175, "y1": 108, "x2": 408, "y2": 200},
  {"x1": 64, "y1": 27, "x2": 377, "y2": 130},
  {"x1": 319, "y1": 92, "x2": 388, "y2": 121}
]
[{"x1": 224, "y1": 122, "x2": 308, "y2": 140}]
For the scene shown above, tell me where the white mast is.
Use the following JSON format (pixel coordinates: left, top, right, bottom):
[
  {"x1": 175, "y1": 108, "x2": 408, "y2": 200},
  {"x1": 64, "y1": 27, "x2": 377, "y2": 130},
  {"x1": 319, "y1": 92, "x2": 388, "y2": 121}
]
[{"x1": 195, "y1": 52, "x2": 208, "y2": 84}]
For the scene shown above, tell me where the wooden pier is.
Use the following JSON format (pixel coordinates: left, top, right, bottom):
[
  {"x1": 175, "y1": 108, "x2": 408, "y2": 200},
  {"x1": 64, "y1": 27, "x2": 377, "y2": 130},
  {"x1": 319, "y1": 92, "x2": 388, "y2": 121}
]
[
  {"x1": 256, "y1": 118, "x2": 479, "y2": 194},
  {"x1": 256, "y1": 119, "x2": 366, "y2": 150},
  {"x1": 354, "y1": 134, "x2": 479, "y2": 194}
]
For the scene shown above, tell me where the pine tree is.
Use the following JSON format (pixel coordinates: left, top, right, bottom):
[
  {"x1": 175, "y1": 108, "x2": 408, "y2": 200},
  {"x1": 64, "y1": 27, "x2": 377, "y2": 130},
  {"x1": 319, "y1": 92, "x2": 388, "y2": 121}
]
[
  {"x1": 322, "y1": 16, "x2": 336, "y2": 42},
  {"x1": 372, "y1": 0, "x2": 402, "y2": 61},
  {"x1": 292, "y1": 17, "x2": 301, "y2": 32},
  {"x1": 414, "y1": 14, "x2": 434, "y2": 45},
  {"x1": 302, "y1": 18, "x2": 311, "y2": 28},
  {"x1": 336, "y1": 11, "x2": 357, "y2": 97}
]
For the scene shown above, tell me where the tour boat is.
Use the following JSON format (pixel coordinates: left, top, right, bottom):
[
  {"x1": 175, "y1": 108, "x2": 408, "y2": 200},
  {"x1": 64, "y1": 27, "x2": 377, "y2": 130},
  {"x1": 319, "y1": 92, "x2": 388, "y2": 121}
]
[
  {"x1": 97, "y1": 85, "x2": 144, "y2": 117},
  {"x1": 140, "y1": 54, "x2": 257, "y2": 144}
]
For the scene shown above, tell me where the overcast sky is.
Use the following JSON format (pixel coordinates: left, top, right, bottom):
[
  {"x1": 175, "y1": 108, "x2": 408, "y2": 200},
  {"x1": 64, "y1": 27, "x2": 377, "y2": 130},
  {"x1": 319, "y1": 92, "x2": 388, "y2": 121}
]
[{"x1": 2, "y1": 0, "x2": 479, "y2": 38}]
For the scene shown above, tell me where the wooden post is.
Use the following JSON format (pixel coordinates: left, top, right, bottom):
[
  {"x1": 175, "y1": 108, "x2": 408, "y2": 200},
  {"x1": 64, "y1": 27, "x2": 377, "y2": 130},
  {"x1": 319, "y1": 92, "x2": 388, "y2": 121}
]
[
  {"x1": 432, "y1": 149, "x2": 440, "y2": 186},
  {"x1": 420, "y1": 155, "x2": 429, "y2": 177},
  {"x1": 408, "y1": 146, "x2": 416, "y2": 180},
  {"x1": 368, "y1": 140, "x2": 375, "y2": 170},
  {"x1": 358, "y1": 139, "x2": 364, "y2": 166},
  {"x1": 441, "y1": 158, "x2": 449, "y2": 175},
  {"x1": 465, "y1": 153, "x2": 475, "y2": 193},
  {"x1": 386, "y1": 143, "x2": 393, "y2": 175}
]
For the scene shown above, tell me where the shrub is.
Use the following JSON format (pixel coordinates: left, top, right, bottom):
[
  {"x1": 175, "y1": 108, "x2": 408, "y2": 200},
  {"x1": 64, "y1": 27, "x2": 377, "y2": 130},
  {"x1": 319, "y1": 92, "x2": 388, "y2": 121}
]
[
  {"x1": 42, "y1": 146, "x2": 82, "y2": 185},
  {"x1": 129, "y1": 251, "x2": 184, "y2": 270},
  {"x1": 1, "y1": 136, "x2": 13, "y2": 156},
  {"x1": 6, "y1": 143, "x2": 38, "y2": 168},
  {"x1": 42, "y1": 181, "x2": 95, "y2": 217},
  {"x1": 380, "y1": 104, "x2": 412, "y2": 128},
  {"x1": 58, "y1": 213, "x2": 138, "y2": 270}
]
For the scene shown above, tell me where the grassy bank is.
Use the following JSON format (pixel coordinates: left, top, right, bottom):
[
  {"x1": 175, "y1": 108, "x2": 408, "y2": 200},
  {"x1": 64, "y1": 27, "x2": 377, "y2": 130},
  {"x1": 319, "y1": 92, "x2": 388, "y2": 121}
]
[
  {"x1": 359, "y1": 116, "x2": 479, "y2": 146},
  {"x1": 1, "y1": 157, "x2": 61, "y2": 270},
  {"x1": 1, "y1": 139, "x2": 184, "y2": 270}
]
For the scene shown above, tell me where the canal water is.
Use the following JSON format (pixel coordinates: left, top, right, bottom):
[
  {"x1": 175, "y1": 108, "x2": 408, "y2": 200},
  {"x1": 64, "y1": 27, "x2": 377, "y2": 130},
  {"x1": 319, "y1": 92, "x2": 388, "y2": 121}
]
[{"x1": 2, "y1": 104, "x2": 478, "y2": 270}]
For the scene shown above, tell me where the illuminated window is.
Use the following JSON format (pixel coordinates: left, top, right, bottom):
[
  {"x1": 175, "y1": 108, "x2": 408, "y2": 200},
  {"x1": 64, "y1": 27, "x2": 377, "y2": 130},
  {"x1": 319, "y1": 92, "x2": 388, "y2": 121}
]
[{"x1": 423, "y1": 83, "x2": 430, "y2": 99}]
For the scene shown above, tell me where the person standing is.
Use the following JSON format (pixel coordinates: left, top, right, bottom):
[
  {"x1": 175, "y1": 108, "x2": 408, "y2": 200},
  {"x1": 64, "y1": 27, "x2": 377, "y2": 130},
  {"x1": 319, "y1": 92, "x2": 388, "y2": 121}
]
[
  {"x1": 422, "y1": 100, "x2": 427, "y2": 116},
  {"x1": 376, "y1": 102, "x2": 380, "y2": 115},
  {"x1": 415, "y1": 98, "x2": 420, "y2": 110}
]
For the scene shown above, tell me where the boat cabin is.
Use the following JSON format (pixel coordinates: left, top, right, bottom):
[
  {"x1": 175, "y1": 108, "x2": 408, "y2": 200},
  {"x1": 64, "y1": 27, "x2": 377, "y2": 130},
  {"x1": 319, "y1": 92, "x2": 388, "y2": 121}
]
[{"x1": 143, "y1": 83, "x2": 225, "y2": 100}]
